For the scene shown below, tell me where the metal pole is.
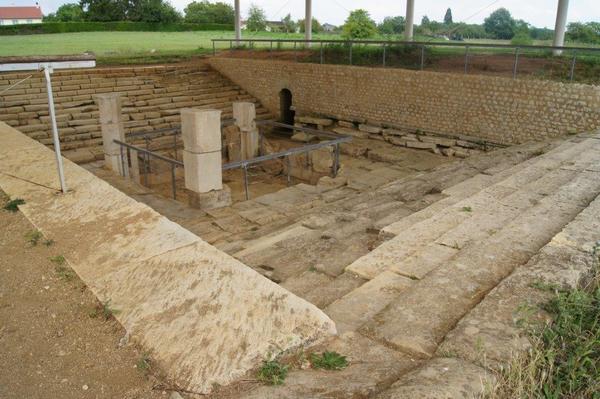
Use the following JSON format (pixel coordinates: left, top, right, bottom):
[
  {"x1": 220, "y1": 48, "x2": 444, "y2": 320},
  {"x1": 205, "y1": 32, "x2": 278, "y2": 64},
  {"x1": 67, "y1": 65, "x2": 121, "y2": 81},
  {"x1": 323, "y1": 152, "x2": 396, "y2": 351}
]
[
  {"x1": 234, "y1": 0, "x2": 241, "y2": 45},
  {"x1": 332, "y1": 144, "x2": 340, "y2": 177},
  {"x1": 513, "y1": 47, "x2": 520, "y2": 79},
  {"x1": 143, "y1": 156, "x2": 148, "y2": 186},
  {"x1": 305, "y1": 0, "x2": 313, "y2": 45},
  {"x1": 173, "y1": 133, "x2": 177, "y2": 160},
  {"x1": 383, "y1": 44, "x2": 387, "y2": 67},
  {"x1": 286, "y1": 156, "x2": 291, "y2": 186},
  {"x1": 119, "y1": 145, "x2": 126, "y2": 177},
  {"x1": 270, "y1": 40, "x2": 273, "y2": 59},
  {"x1": 349, "y1": 42, "x2": 353, "y2": 65},
  {"x1": 320, "y1": 42, "x2": 324, "y2": 64},
  {"x1": 213, "y1": 41, "x2": 216, "y2": 56},
  {"x1": 420, "y1": 45, "x2": 425, "y2": 70},
  {"x1": 242, "y1": 164, "x2": 249, "y2": 200},
  {"x1": 171, "y1": 164, "x2": 177, "y2": 200},
  {"x1": 569, "y1": 51, "x2": 577, "y2": 81},
  {"x1": 464, "y1": 46, "x2": 470, "y2": 74},
  {"x1": 294, "y1": 41, "x2": 297, "y2": 62},
  {"x1": 43, "y1": 67, "x2": 67, "y2": 193}
]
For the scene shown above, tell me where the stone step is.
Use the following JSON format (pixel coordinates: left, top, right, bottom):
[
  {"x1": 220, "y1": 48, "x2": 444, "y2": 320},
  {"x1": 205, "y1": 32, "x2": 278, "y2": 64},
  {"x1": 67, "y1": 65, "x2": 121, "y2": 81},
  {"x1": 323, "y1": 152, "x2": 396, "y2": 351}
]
[
  {"x1": 325, "y1": 271, "x2": 414, "y2": 334},
  {"x1": 349, "y1": 139, "x2": 595, "y2": 280},
  {"x1": 303, "y1": 272, "x2": 367, "y2": 309},
  {"x1": 239, "y1": 332, "x2": 417, "y2": 399},
  {"x1": 360, "y1": 163, "x2": 600, "y2": 358},
  {"x1": 437, "y1": 191, "x2": 600, "y2": 369},
  {"x1": 374, "y1": 357, "x2": 493, "y2": 399}
]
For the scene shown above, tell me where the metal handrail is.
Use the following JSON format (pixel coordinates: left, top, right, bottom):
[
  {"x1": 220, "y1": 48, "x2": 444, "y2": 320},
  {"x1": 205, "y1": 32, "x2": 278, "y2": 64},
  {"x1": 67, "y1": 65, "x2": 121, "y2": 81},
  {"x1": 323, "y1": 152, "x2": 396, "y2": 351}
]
[{"x1": 212, "y1": 38, "x2": 600, "y2": 53}]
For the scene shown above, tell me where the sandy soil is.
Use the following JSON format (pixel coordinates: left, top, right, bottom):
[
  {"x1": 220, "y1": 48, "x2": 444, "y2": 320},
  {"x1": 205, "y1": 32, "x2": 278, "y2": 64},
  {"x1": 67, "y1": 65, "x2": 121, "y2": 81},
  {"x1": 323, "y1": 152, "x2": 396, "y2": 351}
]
[{"x1": 0, "y1": 192, "x2": 168, "y2": 399}]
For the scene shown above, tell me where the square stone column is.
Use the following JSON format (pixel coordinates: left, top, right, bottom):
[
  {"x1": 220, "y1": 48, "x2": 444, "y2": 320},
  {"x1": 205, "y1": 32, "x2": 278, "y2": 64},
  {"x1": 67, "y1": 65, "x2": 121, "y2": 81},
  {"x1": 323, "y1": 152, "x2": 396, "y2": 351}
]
[
  {"x1": 94, "y1": 93, "x2": 127, "y2": 175},
  {"x1": 233, "y1": 102, "x2": 260, "y2": 160},
  {"x1": 181, "y1": 108, "x2": 231, "y2": 209}
]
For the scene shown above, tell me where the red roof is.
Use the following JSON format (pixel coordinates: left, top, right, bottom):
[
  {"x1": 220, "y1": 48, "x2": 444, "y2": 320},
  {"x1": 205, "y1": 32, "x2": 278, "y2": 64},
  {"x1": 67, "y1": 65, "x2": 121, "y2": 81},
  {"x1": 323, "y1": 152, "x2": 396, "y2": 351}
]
[{"x1": 0, "y1": 6, "x2": 43, "y2": 19}]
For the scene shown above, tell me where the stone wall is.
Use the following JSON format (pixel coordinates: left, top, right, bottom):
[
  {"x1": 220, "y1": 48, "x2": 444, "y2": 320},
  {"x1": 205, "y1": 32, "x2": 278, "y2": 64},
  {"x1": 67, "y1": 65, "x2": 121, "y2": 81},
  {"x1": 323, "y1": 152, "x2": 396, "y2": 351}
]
[
  {"x1": 209, "y1": 58, "x2": 600, "y2": 145},
  {"x1": 0, "y1": 63, "x2": 270, "y2": 162}
]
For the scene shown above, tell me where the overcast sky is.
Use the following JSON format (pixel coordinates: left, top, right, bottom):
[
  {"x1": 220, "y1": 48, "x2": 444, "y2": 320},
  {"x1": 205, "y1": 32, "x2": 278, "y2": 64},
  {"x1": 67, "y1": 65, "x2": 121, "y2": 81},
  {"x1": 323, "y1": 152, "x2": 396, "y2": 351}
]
[{"x1": 4, "y1": 0, "x2": 600, "y2": 28}]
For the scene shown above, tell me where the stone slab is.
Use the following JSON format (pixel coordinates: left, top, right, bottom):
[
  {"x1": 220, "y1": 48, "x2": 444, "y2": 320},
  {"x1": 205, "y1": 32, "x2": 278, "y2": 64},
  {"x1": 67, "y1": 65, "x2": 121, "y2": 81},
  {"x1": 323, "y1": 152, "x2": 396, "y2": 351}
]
[{"x1": 0, "y1": 121, "x2": 336, "y2": 394}]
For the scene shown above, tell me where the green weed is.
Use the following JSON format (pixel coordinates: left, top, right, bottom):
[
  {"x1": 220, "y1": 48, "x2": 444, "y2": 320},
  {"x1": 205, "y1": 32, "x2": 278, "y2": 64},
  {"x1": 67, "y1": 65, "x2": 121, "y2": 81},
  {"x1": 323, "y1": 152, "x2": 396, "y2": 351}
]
[
  {"x1": 310, "y1": 351, "x2": 348, "y2": 370},
  {"x1": 89, "y1": 300, "x2": 119, "y2": 321},
  {"x1": 49, "y1": 255, "x2": 66, "y2": 265},
  {"x1": 25, "y1": 230, "x2": 43, "y2": 246},
  {"x1": 136, "y1": 353, "x2": 151, "y2": 373},
  {"x1": 3, "y1": 198, "x2": 25, "y2": 212},
  {"x1": 461, "y1": 206, "x2": 473, "y2": 212},
  {"x1": 257, "y1": 359, "x2": 288, "y2": 385}
]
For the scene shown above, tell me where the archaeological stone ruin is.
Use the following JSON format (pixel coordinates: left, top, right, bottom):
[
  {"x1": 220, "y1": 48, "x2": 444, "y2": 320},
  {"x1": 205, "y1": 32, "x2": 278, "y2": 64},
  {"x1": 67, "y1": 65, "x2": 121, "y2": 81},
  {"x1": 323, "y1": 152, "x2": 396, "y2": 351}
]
[{"x1": 1, "y1": 51, "x2": 600, "y2": 397}]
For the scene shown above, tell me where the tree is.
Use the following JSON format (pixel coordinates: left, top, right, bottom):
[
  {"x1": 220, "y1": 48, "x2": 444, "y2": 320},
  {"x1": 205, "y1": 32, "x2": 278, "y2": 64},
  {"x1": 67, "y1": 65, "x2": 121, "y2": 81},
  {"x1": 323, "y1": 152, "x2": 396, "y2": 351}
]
[
  {"x1": 483, "y1": 8, "x2": 516, "y2": 39},
  {"x1": 128, "y1": 0, "x2": 181, "y2": 23},
  {"x1": 80, "y1": 0, "x2": 128, "y2": 22},
  {"x1": 279, "y1": 14, "x2": 296, "y2": 33},
  {"x1": 184, "y1": 1, "x2": 234, "y2": 24},
  {"x1": 298, "y1": 17, "x2": 322, "y2": 33},
  {"x1": 246, "y1": 4, "x2": 266, "y2": 32},
  {"x1": 421, "y1": 15, "x2": 430, "y2": 27},
  {"x1": 378, "y1": 16, "x2": 405, "y2": 35},
  {"x1": 45, "y1": 3, "x2": 84, "y2": 22},
  {"x1": 444, "y1": 8, "x2": 453, "y2": 25},
  {"x1": 341, "y1": 9, "x2": 377, "y2": 39},
  {"x1": 567, "y1": 22, "x2": 600, "y2": 44}
]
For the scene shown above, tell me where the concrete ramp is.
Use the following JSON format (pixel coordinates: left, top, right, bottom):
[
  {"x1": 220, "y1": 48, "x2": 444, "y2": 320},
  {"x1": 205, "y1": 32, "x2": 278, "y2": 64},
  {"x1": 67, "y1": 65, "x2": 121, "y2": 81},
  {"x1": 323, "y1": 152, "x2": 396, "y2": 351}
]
[{"x1": 0, "y1": 121, "x2": 336, "y2": 393}]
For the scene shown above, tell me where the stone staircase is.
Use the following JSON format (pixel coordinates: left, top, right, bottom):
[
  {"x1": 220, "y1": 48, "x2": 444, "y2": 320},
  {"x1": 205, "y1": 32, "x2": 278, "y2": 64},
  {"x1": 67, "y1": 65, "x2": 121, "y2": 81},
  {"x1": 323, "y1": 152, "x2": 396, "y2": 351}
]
[
  {"x1": 88, "y1": 131, "x2": 600, "y2": 397},
  {"x1": 0, "y1": 62, "x2": 271, "y2": 163}
]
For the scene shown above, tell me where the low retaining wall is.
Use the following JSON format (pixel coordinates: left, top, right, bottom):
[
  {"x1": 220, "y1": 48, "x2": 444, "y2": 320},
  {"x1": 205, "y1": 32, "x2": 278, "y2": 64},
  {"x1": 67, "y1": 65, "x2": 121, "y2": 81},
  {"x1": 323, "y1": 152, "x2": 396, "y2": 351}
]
[
  {"x1": 209, "y1": 58, "x2": 600, "y2": 145},
  {"x1": 0, "y1": 121, "x2": 335, "y2": 394}
]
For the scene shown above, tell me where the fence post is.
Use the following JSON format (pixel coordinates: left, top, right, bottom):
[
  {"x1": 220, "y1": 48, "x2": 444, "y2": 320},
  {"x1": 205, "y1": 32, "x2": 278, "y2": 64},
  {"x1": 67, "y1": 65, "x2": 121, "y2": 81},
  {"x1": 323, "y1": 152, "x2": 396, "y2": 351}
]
[
  {"x1": 569, "y1": 51, "x2": 577, "y2": 81},
  {"x1": 420, "y1": 45, "x2": 425, "y2": 70},
  {"x1": 383, "y1": 44, "x2": 387, "y2": 67},
  {"x1": 320, "y1": 41, "x2": 324, "y2": 64},
  {"x1": 212, "y1": 40, "x2": 216, "y2": 56},
  {"x1": 171, "y1": 164, "x2": 177, "y2": 200},
  {"x1": 243, "y1": 164, "x2": 250, "y2": 200},
  {"x1": 464, "y1": 46, "x2": 470, "y2": 74},
  {"x1": 513, "y1": 47, "x2": 520, "y2": 79},
  {"x1": 349, "y1": 41, "x2": 353, "y2": 65}
]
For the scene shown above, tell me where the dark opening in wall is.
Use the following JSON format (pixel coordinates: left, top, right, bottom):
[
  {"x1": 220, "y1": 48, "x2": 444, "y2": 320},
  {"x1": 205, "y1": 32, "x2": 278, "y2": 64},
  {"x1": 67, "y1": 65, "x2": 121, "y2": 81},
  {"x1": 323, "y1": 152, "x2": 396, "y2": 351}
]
[{"x1": 279, "y1": 88, "x2": 295, "y2": 125}]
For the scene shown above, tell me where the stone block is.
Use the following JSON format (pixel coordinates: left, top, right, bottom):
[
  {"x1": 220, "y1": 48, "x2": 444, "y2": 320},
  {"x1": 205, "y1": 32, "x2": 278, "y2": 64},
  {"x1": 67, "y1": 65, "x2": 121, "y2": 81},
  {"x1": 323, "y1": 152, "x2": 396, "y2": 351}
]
[
  {"x1": 295, "y1": 116, "x2": 333, "y2": 126},
  {"x1": 406, "y1": 141, "x2": 437, "y2": 150},
  {"x1": 333, "y1": 127, "x2": 369, "y2": 139},
  {"x1": 187, "y1": 185, "x2": 232, "y2": 210},
  {"x1": 180, "y1": 108, "x2": 222, "y2": 154},
  {"x1": 337, "y1": 120, "x2": 355, "y2": 128},
  {"x1": 358, "y1": 124, "x2": 382, "y2": 134},
  {"x1": 183, "y1": 150, "x2": 222, "y2": 193},
  {"x1": 419, "y1": 135, "x2": 456, "y2": 147}
]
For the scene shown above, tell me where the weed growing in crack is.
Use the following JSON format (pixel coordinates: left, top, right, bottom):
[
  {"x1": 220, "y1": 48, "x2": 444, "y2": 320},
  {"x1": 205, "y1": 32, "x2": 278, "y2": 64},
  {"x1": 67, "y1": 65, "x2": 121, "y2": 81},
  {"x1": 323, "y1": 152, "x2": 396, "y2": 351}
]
[
  {"x1": 49, "y1": 255, "x2": 66, "y2": 265},
  {"x1": 257, "y1": 359, "x2": 288, "y2": 385},
  {"x1": 310, "y1": 351, "x2": 348, "y2": 370},
  {"x1": 25, "y1": 230, "x2": 43, "y2": 246},
  {"x1": 461, "y1": 206, "x2": 473, "y2": 213},
  {"x1": 136, "y1": 353, "x2": 151, "y2": 373},
  {"x1": 89, "y1": 300, "x2": 119, "y2": 321},
  {"x1": 3, "y1": 198, "x2": 25, "y2": 212}
]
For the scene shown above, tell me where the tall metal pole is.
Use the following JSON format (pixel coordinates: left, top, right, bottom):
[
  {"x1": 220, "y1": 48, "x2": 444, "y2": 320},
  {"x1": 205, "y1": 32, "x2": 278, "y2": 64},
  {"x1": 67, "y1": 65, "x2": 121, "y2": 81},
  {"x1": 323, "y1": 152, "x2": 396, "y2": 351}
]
[
  {"x1": 305, "y1": 0, "x2": 312, "y2": 46},
  {"x1": 235, "y1": 0, "x2": 241, "y2": 45},
  {"x1": 43, "y1": 66, "x2": 67, "y2": 193},
  {"x1": 553, "y1": 0, "x2": 569, "y2": 56},
  {"x1": 404, "y1": 0, "x2": 415, "y2": 41}
]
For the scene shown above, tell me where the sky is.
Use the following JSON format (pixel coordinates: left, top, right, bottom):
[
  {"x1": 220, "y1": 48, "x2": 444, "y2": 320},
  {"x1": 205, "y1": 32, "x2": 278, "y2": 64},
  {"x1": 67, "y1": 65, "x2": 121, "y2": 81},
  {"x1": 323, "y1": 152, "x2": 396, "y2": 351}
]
[{"x1": 2, "y1": 0, "x2": 600, "y2": 28}]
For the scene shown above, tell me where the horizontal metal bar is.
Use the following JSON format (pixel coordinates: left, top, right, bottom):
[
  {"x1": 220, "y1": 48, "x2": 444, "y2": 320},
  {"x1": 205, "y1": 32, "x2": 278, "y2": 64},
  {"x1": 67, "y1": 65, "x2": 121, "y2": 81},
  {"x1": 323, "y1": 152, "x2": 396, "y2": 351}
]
[
  {"x1": 223, "y1": 136, "x2": 351, "y2": 171},
  {"x1": 128, "y1": 126, "x2": 180, "y2": 139},
  {"x1": 212, "y1": 38, "x2": 600, "y2": 53},
  {"x1": 257, "y1": 120, "x2": 347, "y2": 140},
  {"x1": 114, "y1": 139, "x2": 184, "y2": 167}
]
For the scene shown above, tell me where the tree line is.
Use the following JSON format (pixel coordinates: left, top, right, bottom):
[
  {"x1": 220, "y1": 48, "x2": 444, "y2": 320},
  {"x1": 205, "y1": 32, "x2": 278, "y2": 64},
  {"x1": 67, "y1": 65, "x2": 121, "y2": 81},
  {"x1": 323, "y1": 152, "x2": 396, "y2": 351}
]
[{"x1": 44, "y1": 1, "x2": 600, "y2": 45}]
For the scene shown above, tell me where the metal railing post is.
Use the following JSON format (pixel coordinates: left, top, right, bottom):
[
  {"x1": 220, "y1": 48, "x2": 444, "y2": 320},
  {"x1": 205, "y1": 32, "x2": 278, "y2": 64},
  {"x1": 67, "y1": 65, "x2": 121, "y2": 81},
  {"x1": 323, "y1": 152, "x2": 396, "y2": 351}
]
[
  {"x1": 243, "y1": 164, "x2": 249, "y2": 200},
  {"x1": 286, "y1": 156, "x2": 291, "y2": 186},
  {"x1": 513, "y1": 47, "x2": 520, "y2": 79},
  {"x1": 294, "y1": 41, "x2": 297, "y2": 62},
  {"x1": 569, "y1": 51, "x2": 577, "y2": 81},
  {"x1": 171, "y1": 164, "x2": 177, "y2": 200},
  {"x1": 383, "y1": 44, "x2": 387, "y2": 67},
  {"x1": 119, "y1": 145, "x2": 126, "y2": 177},
  {"x1": 320, "y1": 41, "x2": 324, "y2": 64},
  {"x1": 464, "y1": 46, "x2": 470, "y2": 74},
  {"x1": 349, "y1": 42, "x2": 353, "y2": 65},
  {"x1": 212, "y1": 40, "x2": 216, "y2": 56},
  {"x1": 270, "y1": 40, "x2": 273, "y2": 59},
  {"x1": 420, "y1": 45, "x2": 425, "y2": 71},
  {"x1": 332, "y1": 144, "x2": 340, "y2": 177}
]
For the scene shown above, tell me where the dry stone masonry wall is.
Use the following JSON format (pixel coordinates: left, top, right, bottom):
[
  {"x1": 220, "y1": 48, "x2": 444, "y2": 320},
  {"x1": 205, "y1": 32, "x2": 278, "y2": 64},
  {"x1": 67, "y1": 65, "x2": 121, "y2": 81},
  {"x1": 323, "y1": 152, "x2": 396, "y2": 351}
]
[
  {"x1": 0, "y1": 63, "x2": 270, "y2": 163},
  {"x1": 209, "y1": 58, "x2": 600, "y2": 145}
]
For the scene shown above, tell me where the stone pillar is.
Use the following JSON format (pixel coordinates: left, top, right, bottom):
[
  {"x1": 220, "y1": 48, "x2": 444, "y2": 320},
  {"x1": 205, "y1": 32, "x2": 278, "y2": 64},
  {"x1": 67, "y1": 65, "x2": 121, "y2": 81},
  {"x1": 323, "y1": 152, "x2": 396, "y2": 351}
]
[
  {"x1": 233, "y1": 102, "x2": 259, "y2": 160},
  {"x1": 404, "y1": 0, "x2": 415, "y2": 41},
  {"x1": 235, "y1": 0, "x2": 241, "y2": 45},
  {"x1": 181, "y1": 108, "x2": 231, "y2": 209},
  {"x1": 94, "y1": 93, "x2": 127, "y2": 176},
  {"x1": 553, "y1": 0, "x2": 570, "y2": 56},
  {"x1": 305, "y1": 0, "x2": 312, "y2": 44}
]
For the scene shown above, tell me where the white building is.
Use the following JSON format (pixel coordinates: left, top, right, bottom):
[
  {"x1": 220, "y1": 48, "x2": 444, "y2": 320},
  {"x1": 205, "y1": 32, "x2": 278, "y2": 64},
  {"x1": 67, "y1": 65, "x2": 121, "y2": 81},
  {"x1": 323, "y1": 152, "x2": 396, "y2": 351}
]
[{"x1": 0, "y1": 6, "x2": 43, "y2": 26}]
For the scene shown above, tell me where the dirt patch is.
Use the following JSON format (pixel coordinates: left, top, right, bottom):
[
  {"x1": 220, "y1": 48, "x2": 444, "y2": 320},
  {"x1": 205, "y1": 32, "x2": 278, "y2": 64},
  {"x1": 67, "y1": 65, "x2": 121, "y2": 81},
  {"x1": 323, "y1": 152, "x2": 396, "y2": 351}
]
[{"x1": 0, "y1": 193, "x2": 167, "y2": 399}]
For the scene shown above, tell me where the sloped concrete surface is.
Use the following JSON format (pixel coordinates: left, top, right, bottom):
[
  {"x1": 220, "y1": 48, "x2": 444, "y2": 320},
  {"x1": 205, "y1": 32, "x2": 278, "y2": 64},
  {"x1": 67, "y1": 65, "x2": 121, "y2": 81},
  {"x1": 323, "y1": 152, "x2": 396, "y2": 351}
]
[{"x1": 0, "y1": 121, "x2": 335, "y2": 394}]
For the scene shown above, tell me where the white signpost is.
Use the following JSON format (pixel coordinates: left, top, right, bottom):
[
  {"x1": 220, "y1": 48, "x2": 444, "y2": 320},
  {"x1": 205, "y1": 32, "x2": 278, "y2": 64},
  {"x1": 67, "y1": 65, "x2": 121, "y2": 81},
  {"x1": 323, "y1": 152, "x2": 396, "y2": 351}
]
[{"x1": 0, "y1": 55, "x2": 96, "y2": 193}]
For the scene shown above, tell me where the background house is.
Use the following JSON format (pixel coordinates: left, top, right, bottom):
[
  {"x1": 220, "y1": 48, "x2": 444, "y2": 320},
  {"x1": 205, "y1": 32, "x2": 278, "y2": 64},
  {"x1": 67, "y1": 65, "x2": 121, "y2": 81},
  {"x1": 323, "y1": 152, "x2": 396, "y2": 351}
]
[{"x1": 0, "y1": 5, "x2": 43, "y2": 25}]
